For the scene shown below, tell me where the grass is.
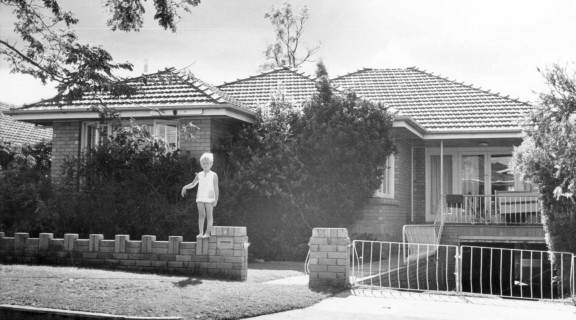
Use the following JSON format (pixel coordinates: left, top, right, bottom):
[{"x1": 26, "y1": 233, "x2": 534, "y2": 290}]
[{"x1": 0, "y1": 263, "x2": 334, "y2": 320}]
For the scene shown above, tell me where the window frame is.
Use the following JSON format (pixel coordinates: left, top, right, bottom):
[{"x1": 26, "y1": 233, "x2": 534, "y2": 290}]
[
  {"x1": 375, "y1": 155, "x2": 395, "y2": 198},
  {"x1": 81, "y1": 121, "x2": 112, "y2": 150},
  {"x1": 153, "y1": 120, "x2": 180, "y2": 150}
]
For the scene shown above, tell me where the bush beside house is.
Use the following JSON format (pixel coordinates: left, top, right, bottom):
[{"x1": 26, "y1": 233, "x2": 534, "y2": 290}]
[{"x1": 512, "y1": 64, "x2": 576, "y2": 254}]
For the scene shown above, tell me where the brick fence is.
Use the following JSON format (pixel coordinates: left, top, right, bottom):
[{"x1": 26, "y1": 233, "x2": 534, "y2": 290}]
[
  {"x1": 308, "y1": 228, "x2": 350, "y2": 289},
  {"x1": 0, "y1": 226, "x2": 249, "y2": 281}
]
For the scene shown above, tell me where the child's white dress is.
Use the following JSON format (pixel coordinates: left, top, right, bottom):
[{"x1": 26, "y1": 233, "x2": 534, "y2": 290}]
[{"x1": 196, "y1": 171, "x2": 216, "y2": 203}]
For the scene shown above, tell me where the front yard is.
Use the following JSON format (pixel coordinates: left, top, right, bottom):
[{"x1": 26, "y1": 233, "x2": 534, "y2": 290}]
[{"x1": 0, "y1": 263, "x2": 332, "y2": 319}]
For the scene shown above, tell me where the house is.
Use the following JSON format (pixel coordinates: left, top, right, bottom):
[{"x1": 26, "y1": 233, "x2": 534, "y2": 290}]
[
  {"x1": 9, "y1": 66, "x2": 543, "y2": 249},
  {"x1": 0, "y1": 102, "x2": 52, "y2": 145},
  {"x1": 8, "y1": 68, "x2": 255, "y2": 179}
]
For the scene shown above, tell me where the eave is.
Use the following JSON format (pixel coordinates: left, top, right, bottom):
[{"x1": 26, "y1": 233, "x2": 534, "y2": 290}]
[{"x1": 9, "y1": 104, "x2": 256, "y2": 125}]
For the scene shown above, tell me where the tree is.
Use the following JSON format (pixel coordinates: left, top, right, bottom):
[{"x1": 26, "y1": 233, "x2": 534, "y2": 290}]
[
  {"x1": 0, "y1": 0, "x2": 201, "y2": 104},
  {"x1": 216, "y1": 62, "x2": 395, "y2": 259},
  {"x1": 511, "y1": 63, "x2": 576, "y2": 254},
  {"x1": 261, "y1": 1, "x2": 319, "y2": 70}
]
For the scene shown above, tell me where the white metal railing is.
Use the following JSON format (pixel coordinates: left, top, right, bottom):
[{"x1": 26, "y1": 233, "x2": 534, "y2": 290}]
[
  {"x1": 351, "y1": 240, "x2": 459, "y2": 292},
  {"x1": 460, "y1": 246, "x2": 573, "y2": 300},
  {"x1": 440, "y1": 193, "x2": 541, "y2": 225},
  {"x1": 351, "y1": 240, "x2": 576, "y2": 301}
]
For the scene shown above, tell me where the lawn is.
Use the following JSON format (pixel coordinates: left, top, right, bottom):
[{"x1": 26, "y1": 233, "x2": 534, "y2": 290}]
[{"x1": 0, "y1": 262, "x2": 333, "y2": 320}]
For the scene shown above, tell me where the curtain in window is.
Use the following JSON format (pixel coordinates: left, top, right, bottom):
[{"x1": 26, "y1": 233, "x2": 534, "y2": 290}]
[
  {"x1": 431, "y1": 155, "x2": 452, "y2": 215},
  {"x1": 461, "y1": 155, "x2": 485, "y2": 196}
]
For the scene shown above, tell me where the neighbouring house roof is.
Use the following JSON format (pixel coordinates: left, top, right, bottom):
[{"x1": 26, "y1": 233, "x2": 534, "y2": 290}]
[
  {"x1": 0, "y1": 102, "x2": 52, "y2": 145},
  {"x1": 218, "y1": 66, "x2": 323, "y2": 109},
  {"x1": 10, "y1": 68, "x2": 255, "y2": 124},
  {"x1": 332, "y1": 67, "x2": 532, "y2": 133}
]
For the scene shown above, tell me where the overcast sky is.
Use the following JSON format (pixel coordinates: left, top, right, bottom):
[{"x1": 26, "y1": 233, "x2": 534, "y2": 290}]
[{"x1": 1, "y1": 0, "x2": 575, "y2": 106}]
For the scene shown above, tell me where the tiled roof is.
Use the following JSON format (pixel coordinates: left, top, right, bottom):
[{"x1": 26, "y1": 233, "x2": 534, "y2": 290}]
[
  {"x1": 218, "y1": 66, "x2": 322, "y2": 109},
  {"x1": 332, "y1": 67, "x2": 532, "y2": 132},
  {"x1": 17, "y1": 68, "x2": 248, "y2": 112},
  {"x1": 0, "y1": 102, "x2": 52, "y2": 144}
]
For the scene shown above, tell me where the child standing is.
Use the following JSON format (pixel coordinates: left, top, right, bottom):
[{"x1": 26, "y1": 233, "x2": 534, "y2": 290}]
[{"x1": 181, "y1": 152, "x2": 219, "y2": 238}]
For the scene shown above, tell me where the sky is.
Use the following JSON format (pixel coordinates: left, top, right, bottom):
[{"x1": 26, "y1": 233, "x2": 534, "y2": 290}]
[{"x1": 0, "y1": 0, "x2": 575, "y2": 106}]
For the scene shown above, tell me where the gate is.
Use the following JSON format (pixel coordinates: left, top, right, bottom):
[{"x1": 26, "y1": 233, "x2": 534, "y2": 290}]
[
  {"x1": 351, "y1": 240, "x2": 576, "y2": 301},
  {"x1": 351, "y1": 240, "x2": 459, "y2": 292},
  {"x1": 460, "y1": 246, "x2": 574, "y2": 300}
]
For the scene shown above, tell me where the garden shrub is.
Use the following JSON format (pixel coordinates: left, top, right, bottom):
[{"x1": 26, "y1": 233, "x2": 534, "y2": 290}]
[
  {"x1": 44, "y1": 120, "x2": 202, "y2": 240},
  {"x1": 215, "y1": 64, "x2": 395, "y2": 260},
  {"x1": 511, "y1": 64, "x2": 576, "y2": 254},
  {"x1": 0, "y1": 139, "x2": 52, "y2": 234}
]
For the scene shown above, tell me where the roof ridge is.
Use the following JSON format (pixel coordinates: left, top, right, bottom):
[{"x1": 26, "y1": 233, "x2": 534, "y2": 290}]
[
  {"x1": 174, "y1": 69, "x2": 247, "y2": 108},
  {"x1": 218, "y1": 65, "x2": 317, "y2": 87},
  {"x1": 331, "y1": 67, "x2": 373, "y2": 82},
  {"x1": 408, "y1": 67, "x2": 531, "y2": 105}
]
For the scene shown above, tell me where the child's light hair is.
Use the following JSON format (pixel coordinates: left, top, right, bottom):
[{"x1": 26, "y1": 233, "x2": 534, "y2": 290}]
[{"x1": 200, "y1": 152, "x2": 214, "y2": 163}]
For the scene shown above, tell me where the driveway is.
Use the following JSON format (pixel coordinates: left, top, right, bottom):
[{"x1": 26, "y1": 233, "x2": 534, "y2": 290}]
[{"x1": 246, "y1": 288, "x2": 576, "y2": 320}]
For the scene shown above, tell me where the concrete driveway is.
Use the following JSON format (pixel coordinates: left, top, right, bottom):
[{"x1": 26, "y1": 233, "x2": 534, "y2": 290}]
[{"x1": 246, "y1": 288, "x2": 576, "y2": 320}]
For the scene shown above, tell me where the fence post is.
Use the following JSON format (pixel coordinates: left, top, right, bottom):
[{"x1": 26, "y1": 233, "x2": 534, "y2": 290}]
[
  {"x1": 308, "y1": 228, "x2": 350, "y2": 289},
  {"x1": 455, "y1": 246, "x2": 461, "y2": 293}
]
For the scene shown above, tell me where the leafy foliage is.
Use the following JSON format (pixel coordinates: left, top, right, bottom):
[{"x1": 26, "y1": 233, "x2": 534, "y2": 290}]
[
  {"x1": 511, "y1": 63, "x2": 576, "y2": 253},
  {"x1": 216, "y1": 64, "x2": 395, "y2": 260},
  {"x1": 0, "y1": 139, "x2": 52, "y2": 234},
  {"x1": 261, "y1": 1, "x2": 319, "y2": 70},
  {"x1": 45, "y1": 120, "x2": 202, "y2": 239},
  {"x1": 0, "y1": 0, "x2": 200, "y2": 104}
]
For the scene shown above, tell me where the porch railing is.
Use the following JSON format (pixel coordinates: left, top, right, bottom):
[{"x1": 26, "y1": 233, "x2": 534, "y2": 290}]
[{"x1": 439, "y1": 193, "x2": 541, "y2": 225}]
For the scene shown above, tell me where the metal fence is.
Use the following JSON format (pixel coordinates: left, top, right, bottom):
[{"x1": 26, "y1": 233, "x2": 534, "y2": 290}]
[
  {"x1": 441, "y1": 194, "x2": 541, "y2": 225},
  {"x1": 351, "y1": 240, "x2": 459, "y2": 292},
  {"x1": 351, "y1": 240, "x2": 576, "y2": 301}
]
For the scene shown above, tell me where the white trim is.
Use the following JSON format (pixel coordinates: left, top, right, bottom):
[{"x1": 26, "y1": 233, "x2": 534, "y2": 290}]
[
  {"x1": 374, "y1": 155, "x2": 395, "y2": 198},
  {"x1": 10, "y1": 105, "x2": 256, "y2": 124},
  {"x1": 425, "y1": 146, "x2": 521, "y2": 222},
  {"x1": 81, "y1": 121, "x2": 112, "y2": 150},
  {"x1": 153, "y1": 120, "x2": 180, "y2": 150}
]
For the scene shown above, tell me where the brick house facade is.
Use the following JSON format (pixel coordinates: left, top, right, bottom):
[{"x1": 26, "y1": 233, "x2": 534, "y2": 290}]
[{"x1": 10, "y1": 66, "x2": 536, "y2": 243}]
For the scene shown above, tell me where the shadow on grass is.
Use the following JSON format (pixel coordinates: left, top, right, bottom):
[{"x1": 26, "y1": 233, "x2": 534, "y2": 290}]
[{"x1": 174, "y1": 278, "x2": 203, "y2": 287}]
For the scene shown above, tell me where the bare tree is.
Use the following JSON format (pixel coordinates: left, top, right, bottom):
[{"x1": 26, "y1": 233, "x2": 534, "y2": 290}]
[{"x1": 261, "y1": 2, "x2": 319, "y2": 70}]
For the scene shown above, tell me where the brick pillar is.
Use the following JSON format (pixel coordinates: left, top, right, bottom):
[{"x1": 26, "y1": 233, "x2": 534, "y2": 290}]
[
  {"x1": 89, "y1": 234, "x2": 104, "y2": 252},
  {"x1": 142, "y1": 235, "x2": 156, "y2": 253},
  {"x1": 39, "y1": 233, "x2": 53, "y2": 251},
  {"x1": 64, "y1": 234, "x2": 78, "y2": 252},
  {"x1": 169, "y1": 236, "x2": 183, "y2": 254},
  {"x1": 14, "y1": 233, "x2": 29, "y2": 254},
  {"x1": 115, "y1": 235, "x2": 129, "y2": 253},
  {"x1": 308, "y1": 228, "x2": 350, "y2": 289}
]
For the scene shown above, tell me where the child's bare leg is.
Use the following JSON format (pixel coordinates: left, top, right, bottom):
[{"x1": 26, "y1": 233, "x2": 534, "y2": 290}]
[
  {"x1": 204, "y1": 203, "x2": 214, "y2": 237},
  {"x1": 197, "y1": 202, "x2": 206, "y2": 237}
]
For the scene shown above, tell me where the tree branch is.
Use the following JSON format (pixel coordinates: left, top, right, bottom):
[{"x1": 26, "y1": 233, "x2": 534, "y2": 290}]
[{"x1": 0, "y1": 39, "x2": 65, "y2": 82}]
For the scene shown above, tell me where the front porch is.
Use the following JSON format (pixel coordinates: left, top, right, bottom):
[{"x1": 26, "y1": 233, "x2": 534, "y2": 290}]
[{"x1": 403, "y1": 193, "x2": 544, "y2": 248}]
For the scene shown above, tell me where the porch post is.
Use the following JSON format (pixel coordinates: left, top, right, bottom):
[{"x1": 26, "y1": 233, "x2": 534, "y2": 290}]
[{"x1": 440, "y1": 140, "x2": 444, "y2": 196}]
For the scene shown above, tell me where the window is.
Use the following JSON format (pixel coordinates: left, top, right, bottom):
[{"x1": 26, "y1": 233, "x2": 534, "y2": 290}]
[
  {"x1": 82, "y1": 122, "x2": 111, "y2": 149},
  {"x1": 375, "y1": 155, "x2": 395, "y2": 198},
  {"x1": 154, "y1": 120, "x2": 179, "y2": 150}
]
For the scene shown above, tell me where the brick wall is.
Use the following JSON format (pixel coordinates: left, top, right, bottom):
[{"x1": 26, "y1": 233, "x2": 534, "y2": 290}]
[
  {"x1": 51, "y1": 121, "x2": 80, "y2": 180},
  {"x1": 0, "y1": 227, "x2": 249, "y2": 281},
  {"x1": 179, "y1": 117, "x2": 243, "y2": 164},
  {"x1": 351, "y1": 140, "x2": 414, "y2": 242},
  {"x1": 412, "y1": 147, "x2": 426, "y2": 223}
]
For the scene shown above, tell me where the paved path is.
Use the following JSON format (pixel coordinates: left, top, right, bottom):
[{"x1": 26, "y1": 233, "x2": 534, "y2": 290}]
[{"x1": 251, "y1": 278, "x2": 576, "y2": 320}]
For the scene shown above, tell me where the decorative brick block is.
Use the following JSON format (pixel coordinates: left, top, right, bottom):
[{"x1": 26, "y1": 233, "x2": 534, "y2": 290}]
[
  {"x1": 309, "y1": 228, "x2": 350, "y2": 289},
  {"x1": 39, "y1": 233, "x2": 53, "y2": 251},
  {"x1": 0, "y1": 228, "x2": 249, "y2": 281},
  {"x1": 63, "y1": 234, "x2": 78, "y2": 252}
]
